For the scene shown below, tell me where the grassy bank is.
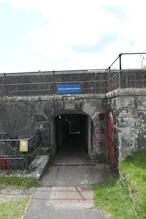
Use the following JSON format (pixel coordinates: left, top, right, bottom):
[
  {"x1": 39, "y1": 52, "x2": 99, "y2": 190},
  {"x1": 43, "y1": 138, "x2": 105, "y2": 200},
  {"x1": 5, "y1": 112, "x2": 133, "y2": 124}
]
[
  {"x1": 0, "y1": 197, "x2": 30, "y2": 219},
  {"x1": 0, "y1": 176, "x2": 39, "y2": 219},
  {"x1": 94, "y1": 149, "x2": 146, "y2": 219},
  {"x1": 0, "y1": 176, "x2": 39, "y2": 188},
  {"x1": 120, "y1": 149, "x2": 146, "y2": 218},
  {"x1": 94, "y1": 179, "x2": 137, "y2": 219}
]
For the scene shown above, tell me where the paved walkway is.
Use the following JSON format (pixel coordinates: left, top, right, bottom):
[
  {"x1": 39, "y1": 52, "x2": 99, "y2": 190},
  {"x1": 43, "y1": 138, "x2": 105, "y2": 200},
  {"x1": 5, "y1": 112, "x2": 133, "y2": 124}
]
[
  {"x1": 24, "y1": 139, "x2": 111, "y2": 219},
  {"x1": 24, "y1": 186, "x2": 109, "y2": 219}
]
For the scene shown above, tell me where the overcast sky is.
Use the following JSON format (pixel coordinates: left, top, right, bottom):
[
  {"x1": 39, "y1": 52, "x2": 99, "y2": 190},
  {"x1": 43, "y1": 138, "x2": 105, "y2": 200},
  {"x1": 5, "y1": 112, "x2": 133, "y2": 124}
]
[{"x1": 0, "y1": 0, "x2": 146, "y2": 73}]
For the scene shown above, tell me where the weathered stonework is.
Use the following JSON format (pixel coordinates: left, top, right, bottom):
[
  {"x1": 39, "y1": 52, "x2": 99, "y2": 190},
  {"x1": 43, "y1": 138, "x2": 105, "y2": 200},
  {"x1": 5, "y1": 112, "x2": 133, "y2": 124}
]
[
  {"x1": 1, "y1": 69, "x2": 146, "y2": 171},
  {"x1": 0, "y1": 94, "x2": 106, "y2": 169},
  {"x1": 106, "y1": 88, "x2": 146, "y2": 164}
]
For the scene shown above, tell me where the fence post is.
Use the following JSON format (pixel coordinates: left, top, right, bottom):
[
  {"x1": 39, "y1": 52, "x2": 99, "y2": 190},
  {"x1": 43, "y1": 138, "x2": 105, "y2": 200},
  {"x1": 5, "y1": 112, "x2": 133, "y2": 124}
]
[
  {"x1": 108, "y1": 67, "x2": 111, "y2": 91},
  {"x1": 3, "y1": 73, "x2": 7, "y2": 96},
  {"x1": 119, "y1": 54, "x2": 122, "y2": 88},
  {"x1": 126, "y1": 72, "x2": 128, "y2": 88},
  {"x1": 53, "y1": 70, "x2": 55, "y2": 95}
]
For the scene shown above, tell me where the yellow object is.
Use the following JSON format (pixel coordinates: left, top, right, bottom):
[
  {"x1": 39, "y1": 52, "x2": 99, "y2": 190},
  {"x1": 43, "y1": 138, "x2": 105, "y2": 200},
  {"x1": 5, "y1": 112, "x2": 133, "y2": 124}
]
[{"x1": 19, "y1": 140, "x2": 28, "y2": 152}]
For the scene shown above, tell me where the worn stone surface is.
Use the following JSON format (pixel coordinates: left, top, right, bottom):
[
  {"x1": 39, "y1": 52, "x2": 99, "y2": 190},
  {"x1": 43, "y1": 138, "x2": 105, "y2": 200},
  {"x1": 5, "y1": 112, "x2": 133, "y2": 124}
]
[
  {"x1": 0, "y1": 94, "x2": 106, "y2": 169},
  {"x1": 106, "y1": 89, "x2": 146, "y2": 163},
  {"x1": 1, "y1": 70, "x2": 146, "y2": 169}
]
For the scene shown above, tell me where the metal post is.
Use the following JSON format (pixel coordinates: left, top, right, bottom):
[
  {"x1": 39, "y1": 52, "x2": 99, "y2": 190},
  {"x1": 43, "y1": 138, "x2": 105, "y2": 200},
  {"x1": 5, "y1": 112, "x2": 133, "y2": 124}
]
[
  {"x1": 119, "y1": 54, "x2": 122, "y2": 71},
  {"x1": 108, "y1": 67, "x2": 111, "y2": 91},
  {"x1": 3, "y1": 73, "x2": 7, "y2": 96},
  {"x1": 126, "y1": 72, "x2": 128, "y2": 88},
  {"x1": 53, "y1": 70, "x2": 55, "y2": 95},
  {"x1": 119, "y1": 54, "x2": 122, "y2": 88},
  {"x1": 52, "y1": 70, "x2": 55, "y2": 117}
]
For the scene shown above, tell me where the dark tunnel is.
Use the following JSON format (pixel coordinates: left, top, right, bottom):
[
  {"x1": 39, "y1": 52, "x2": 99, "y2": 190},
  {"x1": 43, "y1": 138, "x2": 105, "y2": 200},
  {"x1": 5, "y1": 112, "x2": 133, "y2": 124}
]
[{"x1": 54, "y1": 113, "x2": 90, "y2": 164}]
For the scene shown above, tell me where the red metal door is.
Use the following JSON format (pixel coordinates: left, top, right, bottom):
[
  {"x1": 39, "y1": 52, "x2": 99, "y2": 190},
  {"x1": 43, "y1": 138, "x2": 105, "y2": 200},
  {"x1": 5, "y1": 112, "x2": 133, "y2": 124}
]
[
  {"x1": 107, "y1": 112, "x2": 114, "y2": 162},
  {"x1": 0, "y1": 156, "x2": 8, "y2": 170}
]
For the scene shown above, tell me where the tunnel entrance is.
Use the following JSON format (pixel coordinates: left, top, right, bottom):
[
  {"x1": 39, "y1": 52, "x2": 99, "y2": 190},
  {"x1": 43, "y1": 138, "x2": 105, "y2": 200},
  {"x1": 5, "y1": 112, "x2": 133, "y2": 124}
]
[{"x1": 54, "y1": 112, "x2": 91, "y2": 165}]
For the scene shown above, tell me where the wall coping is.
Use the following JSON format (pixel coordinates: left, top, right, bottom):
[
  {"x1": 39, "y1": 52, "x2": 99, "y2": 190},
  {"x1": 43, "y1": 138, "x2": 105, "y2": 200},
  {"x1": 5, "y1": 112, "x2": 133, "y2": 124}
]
[
  {"x1": 0, "y1": 94, "x2": 105, "y2": 102},
  {"x1": 106, "y1": 88, "x2": 146, "y2": 98}
]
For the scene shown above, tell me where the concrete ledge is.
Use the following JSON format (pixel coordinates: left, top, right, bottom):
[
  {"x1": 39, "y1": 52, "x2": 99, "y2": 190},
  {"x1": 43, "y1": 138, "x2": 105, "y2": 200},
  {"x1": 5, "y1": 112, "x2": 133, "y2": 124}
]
[
  {"x1": 28, "y1": 155, "x2": 50, "y2": 179},
  {"x1": 106, "y1": 88, "x2": 146, "y2": 98},
  {"x1": 0, "y1": 155, "x2": 50, "y2": 180},
  {"x1": 0, "y1": 94, "x2": 105, "y2": 102}
]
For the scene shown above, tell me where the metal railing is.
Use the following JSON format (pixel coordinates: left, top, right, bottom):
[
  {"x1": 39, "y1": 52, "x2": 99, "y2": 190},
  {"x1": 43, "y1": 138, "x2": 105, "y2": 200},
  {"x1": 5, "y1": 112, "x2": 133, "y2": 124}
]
[
  {"x1": 0, "y1": 53, "x2": 146, "y2": 97},
  {"x1": 0, "y1": 70, "x2": 109, "y2": 97},
  {"x1": 108, "y1": 53, "x2": 146, "y2": 91},
  {"x1": 0, "y1": 81, "x2": 108, "y2": 97},
  {"x1": 0, "y1": 132, "x2": 41, "y2": 170}
]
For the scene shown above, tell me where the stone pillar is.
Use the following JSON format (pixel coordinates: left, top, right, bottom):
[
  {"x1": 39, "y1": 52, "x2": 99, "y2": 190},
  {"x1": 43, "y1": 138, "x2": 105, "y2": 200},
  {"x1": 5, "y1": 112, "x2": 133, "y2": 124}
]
[{"x1": 91, "y1": 112, "x2": 101, "y2": 159}]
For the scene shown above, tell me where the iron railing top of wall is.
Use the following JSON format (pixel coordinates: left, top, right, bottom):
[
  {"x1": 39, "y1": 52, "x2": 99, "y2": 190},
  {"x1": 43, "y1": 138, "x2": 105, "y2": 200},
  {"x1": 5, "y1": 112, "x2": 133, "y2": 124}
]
[
  {"x1": 0, "y1": 52, "x2": 145, "y2": 75},
  {"x1": 0, "y1": 68, "x2": 109, "y2": 96},
  {"x1": 0, "y1": 69, "x2": 108, "y2": 77},
  {"x1": 0, "y1": 53, "x2": 146, "y2": 96},
  {"x1": 108, "y1": 52, "x2": 146, "y2": 71}
]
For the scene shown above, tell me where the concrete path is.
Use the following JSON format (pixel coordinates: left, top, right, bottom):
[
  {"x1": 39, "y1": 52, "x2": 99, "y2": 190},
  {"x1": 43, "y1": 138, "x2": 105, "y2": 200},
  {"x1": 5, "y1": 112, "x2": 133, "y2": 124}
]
[
  {"x1": 24, "y1": 139, "x2": 111, "y2": 219},
  {"x1": 24, "y1": 186, "x2": 109, "y2": 219},
  {"x1": 41, "y1": 143, "x2": 111, "y2": 187},
  {"x1": 41, "y1": 164, "x2": 111, "y2": 187}
]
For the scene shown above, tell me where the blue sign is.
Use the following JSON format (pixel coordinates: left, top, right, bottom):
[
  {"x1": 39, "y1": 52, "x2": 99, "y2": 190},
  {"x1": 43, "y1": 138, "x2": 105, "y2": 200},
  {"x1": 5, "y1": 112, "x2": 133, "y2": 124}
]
[{"x1": 57, "y1": 84, "x2": 81, "y2": 94}]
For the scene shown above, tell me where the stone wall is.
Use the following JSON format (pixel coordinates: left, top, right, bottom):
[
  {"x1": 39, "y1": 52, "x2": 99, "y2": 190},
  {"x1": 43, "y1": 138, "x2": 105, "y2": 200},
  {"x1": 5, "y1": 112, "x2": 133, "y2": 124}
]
[
  {"x1": 0, "y1": 70, "x2": 108, "y2": 97},
  {"x1": 0, "y1": 94, "x2": 106, "y2": 167},
  {"x1": 106, "y1": 88, "x2": 146, "y2": 164}
]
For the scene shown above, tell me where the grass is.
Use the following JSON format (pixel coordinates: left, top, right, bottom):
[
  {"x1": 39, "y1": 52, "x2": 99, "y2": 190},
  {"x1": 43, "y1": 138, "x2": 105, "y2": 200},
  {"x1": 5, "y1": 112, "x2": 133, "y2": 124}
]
[
  {"x1": 0, "y1": 176, "x2": 39, "y2": 188},
  {"x1": 94, "y1": 149, "x2": 146, "y2": 219},
  {"x1": 0, "y1": 197, "x2": 30, "y2": 219},
  {"x1": 94, "y1": 179, "x2": 137, "y2": 219},
  {"x1": 120, "y1": 149, "x2": 146, "y2": 219},
  {"x1": 0, "y1": 176, "x2": 39, "y2": 219}
]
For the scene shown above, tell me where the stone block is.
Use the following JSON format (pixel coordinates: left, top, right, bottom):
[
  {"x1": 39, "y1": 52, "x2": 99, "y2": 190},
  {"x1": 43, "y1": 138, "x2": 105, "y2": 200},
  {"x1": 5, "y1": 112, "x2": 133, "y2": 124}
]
[
  {"x1": 0, "y1": 132, "x2": 9, "y2": 139},
  {"x1": 119, "y1": 97, "x2": 134, "y2": 108},
  {"x1": 135, "y1": 96, "x2": 146, "y2": 110},
  {"x1": 63, "y1": 96, "x2": 75, "y2": 110},
  {"x1": 118, "y1": 127, "x2": 138, "y2": 160},
  {"x1": 118, "y1": 108, "x2": 137, "y2": 118},
  {"x1": 33, "y1": 114, "x2": 46, "y2": 121},
  {"x1": 117, "y1": 118, "x2": 135, "y2": 128}
]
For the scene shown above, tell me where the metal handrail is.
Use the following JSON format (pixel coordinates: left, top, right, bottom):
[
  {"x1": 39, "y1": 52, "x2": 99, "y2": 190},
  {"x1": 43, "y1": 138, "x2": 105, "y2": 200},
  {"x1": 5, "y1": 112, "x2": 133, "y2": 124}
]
[
  {"x1": 0, "y1": 132, "x2": 41, "y2": 142},
  {"x1": 108, "y1": 53, "x2": 146, "y2": 71},
  {"x1": 108, "y1": 71, "x2": 122, "y2": 81},
  {"x1": 0, "y1": 53, "x2": 146, "y2": 96}
]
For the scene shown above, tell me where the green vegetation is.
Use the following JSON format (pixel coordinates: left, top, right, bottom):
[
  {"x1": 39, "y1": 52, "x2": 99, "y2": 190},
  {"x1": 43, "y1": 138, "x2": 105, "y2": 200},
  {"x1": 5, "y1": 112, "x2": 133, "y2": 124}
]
[
  {"x1": 94, "y1": 179, "x2": 136, "y2": 219},
  {"x1": 0, "y1": 176, "x2": 39, "y2": 219},
  {"x1": 0, "y1": 197, "x2": 30, "y2": 219},
  {"x1": 120, "y1": 149, "x2": 146, "y2": 219},
  {"x1": 0, "y1": 176, "x2": 39, "y2": 188},
  {"x1": 94, "y1": 149, "x2": 146, "y2": 219}
]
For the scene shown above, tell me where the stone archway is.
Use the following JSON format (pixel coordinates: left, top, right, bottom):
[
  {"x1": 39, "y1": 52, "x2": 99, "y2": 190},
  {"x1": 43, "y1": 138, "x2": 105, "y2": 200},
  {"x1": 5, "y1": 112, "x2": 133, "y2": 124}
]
[{"x1": 47, "y1": 96, "x2": 106, "y2": 162}]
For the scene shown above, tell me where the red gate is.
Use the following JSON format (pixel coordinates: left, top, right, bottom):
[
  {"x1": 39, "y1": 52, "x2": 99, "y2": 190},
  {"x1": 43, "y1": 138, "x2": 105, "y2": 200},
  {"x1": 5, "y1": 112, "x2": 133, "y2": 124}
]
[
  {"x1": 0, "y1": 156, "x2": 8, "y2": 170},
  {"x1": 107, "y1": 112, "x2": 114, "y2": 162}
]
